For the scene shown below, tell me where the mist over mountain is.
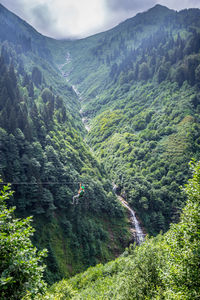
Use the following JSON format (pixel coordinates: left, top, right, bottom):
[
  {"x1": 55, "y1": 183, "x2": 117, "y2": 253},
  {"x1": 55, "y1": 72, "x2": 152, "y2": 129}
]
[{"x1": 0, "y1": 3, "x2": 200, "y2": 299}]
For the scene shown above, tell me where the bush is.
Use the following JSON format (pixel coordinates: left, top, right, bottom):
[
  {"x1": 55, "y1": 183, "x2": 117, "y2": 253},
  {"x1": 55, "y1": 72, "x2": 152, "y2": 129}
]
[{"x1": 0, "y1": 183, "x2": 47, "y2": 299}]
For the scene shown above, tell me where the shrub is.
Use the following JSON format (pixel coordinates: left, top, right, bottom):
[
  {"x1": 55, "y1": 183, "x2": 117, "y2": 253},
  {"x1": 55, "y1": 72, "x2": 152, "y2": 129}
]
[{"x1": 0, "y1": 183, "x2": 47, "y2": 299}]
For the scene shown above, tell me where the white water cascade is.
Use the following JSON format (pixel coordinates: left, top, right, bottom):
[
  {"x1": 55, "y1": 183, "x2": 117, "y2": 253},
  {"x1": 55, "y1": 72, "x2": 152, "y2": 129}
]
[
  {"x1": 113, "y1": 184, "x2": 145, "y2": 245},
  {"x1": 120, "y1": 197, "x2": 145, "y2": 244}
]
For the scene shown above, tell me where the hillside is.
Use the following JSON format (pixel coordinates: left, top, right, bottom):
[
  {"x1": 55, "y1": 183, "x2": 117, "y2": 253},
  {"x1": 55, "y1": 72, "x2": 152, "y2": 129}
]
[
  {"x1": 0, "y1": 3, "x2": 200, "y2": 298},
  {"x1": 55, "y1": 4, "x2": 200, "y2": 235},
  {"x1": 40, "y1": 160, "x2": 200, "y2": 299},
  {"x1": 0, "y1": 4, "x2": 131, "y2": 284}
]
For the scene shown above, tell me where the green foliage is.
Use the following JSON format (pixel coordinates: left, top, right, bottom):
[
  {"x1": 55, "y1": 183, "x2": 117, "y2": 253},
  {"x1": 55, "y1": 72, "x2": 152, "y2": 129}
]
[
  {"x1": 32, "y1": 67, "x2": 42, "y2": 87},
  {"x1": 43, "y1": 160, "x2": 200, "y2": 299},
  {"x1": 40, "y1": 280, "x2": 77, "y2": 300},
  {"x1": 1, "y1": 3, "x2": 200, "y2": 292},
  {"x1": 86, "y1": 81, "x2": 200, "y2": 234},
  {"x1": 50, "y1": 6, "x2": 200, "y2": 236},
  {"x1": 0, "y1": 182, "x2": 47, "y2": 299},
  {"x1": 0, "y1": 41, "x2": 130, "y2": 283},
  {"x1": 161, "y1": 160, "x2": 200, "y2": 299},
  {"x1": 138, "y1": 62, "x2": 150, "y2": 81}
]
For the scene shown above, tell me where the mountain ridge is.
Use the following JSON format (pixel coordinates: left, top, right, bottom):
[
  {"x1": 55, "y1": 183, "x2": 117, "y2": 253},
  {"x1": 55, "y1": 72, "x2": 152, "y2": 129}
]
[
  {"x1": 0, "y1": 3, "x2": 175, "y2": 42},
  {"x1": 55, "y1": 4, "x2": 200, "y2": 236},
  {"x1": 0, "y1": 3, "x2": 51, "y2": 39}
]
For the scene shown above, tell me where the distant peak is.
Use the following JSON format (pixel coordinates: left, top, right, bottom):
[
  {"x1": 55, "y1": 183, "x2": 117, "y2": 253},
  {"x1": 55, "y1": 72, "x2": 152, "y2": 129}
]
[
  {"x1": 149, "y1": 4, "x2": 173, "y2": 12},
  {"x1": 152, "y1": 4, "x2": 170, "y2": 9},
  {"x1": 153, "y1": 4, "x2": 168, "y2": 8},
  {"x1": 142, "y1": 4, "x2": 175, "y2": 19}
]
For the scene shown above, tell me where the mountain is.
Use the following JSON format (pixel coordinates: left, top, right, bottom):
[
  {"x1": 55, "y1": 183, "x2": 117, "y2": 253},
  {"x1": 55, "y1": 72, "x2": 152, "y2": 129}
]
[
  {"x1": 0, "y1": 3, "x2": 52, "y2": 60},
  {"x1": 50, "y1": 4, "x2": 176, "y2": 95},
  {"x1": 0, "y1": 4, "x2": 131, "y2": 284},
  {"x1": 55, "y1": 4, "x2": 200, "y2": 235},
  {"x1": 0, "y1": 2, "x2": 200, "y2": 294}
]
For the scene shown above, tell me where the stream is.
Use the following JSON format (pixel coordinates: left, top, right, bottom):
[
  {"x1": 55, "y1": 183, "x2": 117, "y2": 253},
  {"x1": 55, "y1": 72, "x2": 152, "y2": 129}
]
[
  {"x1": 113, "y1": 184, "x2": 145, "y2": 245},
  {"x1": 58, "y1": 55, "x2": 91, "y2": 132},
  {"x1": 59, "y1": 55, "x2": 145, "y2": 245},
  {"x1": 72, "y1": 84, "x2": 91, "y2": 132},
  {"x1": 119, "y1": 197, "x2": 145, "y2": 245}
]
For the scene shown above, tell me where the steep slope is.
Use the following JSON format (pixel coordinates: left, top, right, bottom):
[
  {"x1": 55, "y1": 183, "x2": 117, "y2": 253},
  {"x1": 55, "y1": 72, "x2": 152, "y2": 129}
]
[
  {"x1": 0, "y1": 4, "x2": 81, "y2": 120},
  {"x1": 42, "y1": 160, "x2": 200, "y2": 299},
  {"x1": 1, "y1": 2, "x2": 200, "y2": 288},
  {"x1": 56, "y1": 5, "x2": 200, "y2": 235},
  {"x1": 53, "y1": 5, "x2": 176, "y2": 96},
  {"x1": 0, "y1": 3, "x2": 52, "y2": 61},
  {"x1": 0, "y1": 5, "x2": 130, "y2": 284}
]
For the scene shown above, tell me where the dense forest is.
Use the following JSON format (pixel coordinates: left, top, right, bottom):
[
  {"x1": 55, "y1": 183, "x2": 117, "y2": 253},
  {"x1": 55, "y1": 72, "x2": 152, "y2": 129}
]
[
  {"x1": 0, "y1": 4, "x2": 130, "y2": 285},
  {"x1": 58, "y1": 4, "x2": 200, "y2": 235},
  {"x1": 0, "y1": 3, "x2": 200, "y2": 299},
  {"x1": 41, "y1": 160, "x2": 200, "y2": 299}
]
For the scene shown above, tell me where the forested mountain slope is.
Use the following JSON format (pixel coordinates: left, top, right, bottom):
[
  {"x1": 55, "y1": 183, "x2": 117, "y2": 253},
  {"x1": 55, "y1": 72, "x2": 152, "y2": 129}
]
[
  {"x1": 0, "y1": 4, "x2": 130, "y2": 284},
  {"x1": 43, "y1": 160, "x2": 200, "y2": 299},
  {"x1": 1, "y1": 2, "x2": 200, "y2": 296},
  {"x1": 56, "y1": 4, "x2": 200, "y2": 235}
]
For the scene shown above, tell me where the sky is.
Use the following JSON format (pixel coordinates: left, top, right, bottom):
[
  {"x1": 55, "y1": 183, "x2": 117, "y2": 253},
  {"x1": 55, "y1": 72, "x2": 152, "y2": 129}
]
[{"x1": 0, "y1": 0, "x2": 200, "y2": 39}]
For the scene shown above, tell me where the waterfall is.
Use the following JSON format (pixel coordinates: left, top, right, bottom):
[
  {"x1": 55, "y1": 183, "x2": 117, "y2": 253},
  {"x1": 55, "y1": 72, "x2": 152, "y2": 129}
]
[
  {"x1": 120, "y1": 199, "x2": 145, "y2": 244},
  {"x1": 113, "y1": 184, "x2": 145, "y2": 245}
]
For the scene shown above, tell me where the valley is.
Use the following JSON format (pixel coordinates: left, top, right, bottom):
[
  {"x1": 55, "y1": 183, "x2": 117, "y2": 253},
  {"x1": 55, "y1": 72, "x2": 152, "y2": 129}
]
[
  {"x1": 59, "y1": 50, "x2": 145, "y2": 245},
  {"x1": 0, "y1": 3, "x2": 200, "y2": 299}
]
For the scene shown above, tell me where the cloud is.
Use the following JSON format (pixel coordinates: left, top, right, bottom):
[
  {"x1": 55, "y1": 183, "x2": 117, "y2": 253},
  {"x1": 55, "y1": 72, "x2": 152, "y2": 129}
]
[
  {"x1": 31, "y1": 4, "x2": 55, "y2": 29},
  {"x1": 48, "y1": 0, "x2": 107, "y2": 38},
  {"x1": 0, "y1": 0, "x2": 200, "y2": 39},
  {"x1": 0, "y1": 0, "x2": 107, "y2": 39},
  {"x1": 30, "y1": 3, "x2": 59, "y2": 37},
  {"x1": 0, "y1": 0, "x2": 60, "y2": 38}
]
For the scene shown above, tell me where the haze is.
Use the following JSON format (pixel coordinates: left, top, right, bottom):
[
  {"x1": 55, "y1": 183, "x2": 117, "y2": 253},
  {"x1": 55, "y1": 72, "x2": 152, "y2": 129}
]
[{"x1": 0, "y1": 0, "x2": 200, "y2": 39}]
